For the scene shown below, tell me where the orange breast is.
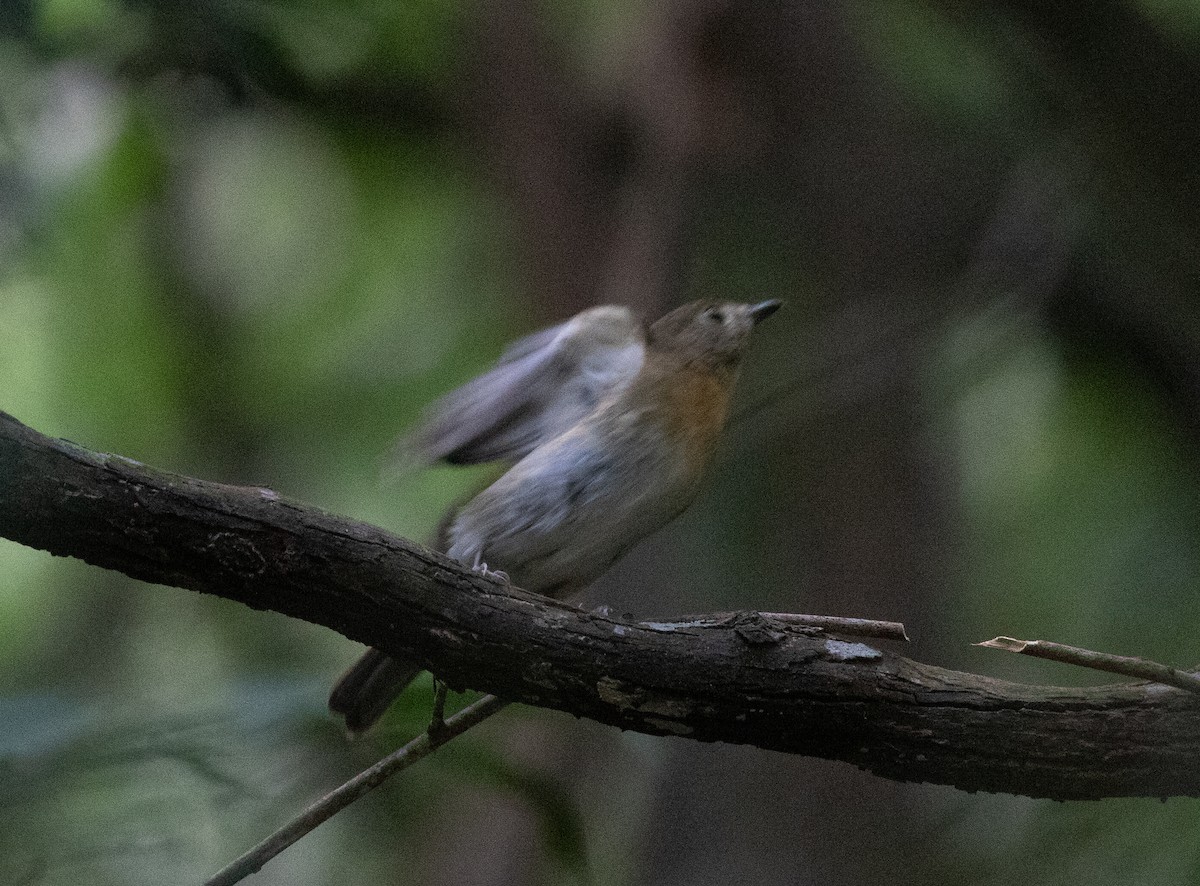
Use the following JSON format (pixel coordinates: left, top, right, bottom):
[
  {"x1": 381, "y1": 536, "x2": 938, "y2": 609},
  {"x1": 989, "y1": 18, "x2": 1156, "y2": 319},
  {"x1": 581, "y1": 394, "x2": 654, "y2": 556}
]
[{"x1": 661, "y1": 367, "x2": 733, "y2": 474}]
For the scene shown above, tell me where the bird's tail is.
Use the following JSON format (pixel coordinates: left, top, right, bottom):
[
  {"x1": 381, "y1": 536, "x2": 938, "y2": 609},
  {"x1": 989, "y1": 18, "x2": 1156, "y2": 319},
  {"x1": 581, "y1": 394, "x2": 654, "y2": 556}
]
[{"x1": 328, "y1": 648, "x2": 423, "y2": 736}]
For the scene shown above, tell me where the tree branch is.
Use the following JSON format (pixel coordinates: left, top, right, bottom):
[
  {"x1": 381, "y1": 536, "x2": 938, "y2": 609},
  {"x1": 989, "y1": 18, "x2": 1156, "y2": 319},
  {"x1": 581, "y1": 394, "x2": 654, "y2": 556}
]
[{"x1": 2, "y1": 410, "x2": 1200, "y2": 800}]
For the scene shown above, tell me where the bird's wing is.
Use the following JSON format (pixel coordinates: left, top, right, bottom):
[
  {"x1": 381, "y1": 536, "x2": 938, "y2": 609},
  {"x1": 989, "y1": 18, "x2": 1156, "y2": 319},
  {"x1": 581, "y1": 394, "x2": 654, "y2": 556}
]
[{"x1": 393, "y1": 305, "x2": 645, "y2": 470}]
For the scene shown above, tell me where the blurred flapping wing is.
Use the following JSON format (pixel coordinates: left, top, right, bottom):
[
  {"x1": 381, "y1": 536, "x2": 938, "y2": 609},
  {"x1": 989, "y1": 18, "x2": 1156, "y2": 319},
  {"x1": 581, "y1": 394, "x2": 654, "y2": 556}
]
[{"x1": 392, "y1": 305, "x2": 645, "y2": 471}]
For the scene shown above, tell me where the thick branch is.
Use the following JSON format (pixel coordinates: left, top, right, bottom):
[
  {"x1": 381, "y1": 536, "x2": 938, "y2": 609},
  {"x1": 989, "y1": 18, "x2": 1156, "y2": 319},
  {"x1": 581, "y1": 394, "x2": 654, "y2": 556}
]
[{"x1": 2, "y1": 411, "x2": 1199, "y2": 800}]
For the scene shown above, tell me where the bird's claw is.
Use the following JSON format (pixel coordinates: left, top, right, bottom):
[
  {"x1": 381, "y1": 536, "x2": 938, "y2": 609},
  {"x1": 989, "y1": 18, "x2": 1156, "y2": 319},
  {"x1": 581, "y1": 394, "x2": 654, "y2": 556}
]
[{"x1": 471, "y1": 554, "x2": 510, "y2": 584}]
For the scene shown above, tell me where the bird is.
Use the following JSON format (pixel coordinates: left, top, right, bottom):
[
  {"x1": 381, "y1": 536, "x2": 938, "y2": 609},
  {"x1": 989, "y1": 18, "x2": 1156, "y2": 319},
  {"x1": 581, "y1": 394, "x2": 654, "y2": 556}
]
[{"x1": 329, "y1": 298, "x2": 782, "y2": 734}]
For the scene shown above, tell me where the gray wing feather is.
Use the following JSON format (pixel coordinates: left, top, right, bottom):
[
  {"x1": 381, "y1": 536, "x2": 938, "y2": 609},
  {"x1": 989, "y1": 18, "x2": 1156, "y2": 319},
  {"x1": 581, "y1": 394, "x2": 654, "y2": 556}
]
[
  {"x1": 391, "y1": 306, "x2": 644, "y2": 470},
  {"x1": 495, "y1": 323, "x2": 564, "y2": 365},
  {"x1": 408, "y1": 341, "x2": 564, "y2": 465}
]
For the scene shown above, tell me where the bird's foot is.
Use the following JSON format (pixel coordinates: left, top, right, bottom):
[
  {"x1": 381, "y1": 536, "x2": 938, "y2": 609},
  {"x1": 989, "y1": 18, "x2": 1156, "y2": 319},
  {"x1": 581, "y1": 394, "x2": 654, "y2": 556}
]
[{"x1": 471, "y1": 553, "x2": 510, "y2": 584}]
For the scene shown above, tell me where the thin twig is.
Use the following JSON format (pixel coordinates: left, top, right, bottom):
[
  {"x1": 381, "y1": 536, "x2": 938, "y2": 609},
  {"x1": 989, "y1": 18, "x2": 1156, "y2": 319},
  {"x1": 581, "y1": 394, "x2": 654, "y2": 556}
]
[
  {"x1": 977, "y1": 637, "x2": 1200, "y2": 695},
  {"x1": 761, "y1": 613, "x2": 908, "y2": 642},
  {"x1": 430, "y1": 679, "x2": 449, "y2": 736},
  {"x1": 203, "y1": 694, "x2": 510, "y2": 886}
]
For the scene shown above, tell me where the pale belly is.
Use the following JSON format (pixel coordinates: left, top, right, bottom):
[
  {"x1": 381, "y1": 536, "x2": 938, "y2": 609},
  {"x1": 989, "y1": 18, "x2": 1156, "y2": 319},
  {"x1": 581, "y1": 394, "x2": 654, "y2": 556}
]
[{"x1": 445, "y1": 416, "x2": 704, "y2": 596}]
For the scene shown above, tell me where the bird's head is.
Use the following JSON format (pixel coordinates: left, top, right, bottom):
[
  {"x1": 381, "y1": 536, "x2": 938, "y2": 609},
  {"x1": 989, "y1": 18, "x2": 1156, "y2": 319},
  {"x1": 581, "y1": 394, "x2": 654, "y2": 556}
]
[{"x1": 647, "y1": 299, "x2": 781, "y2": 370}]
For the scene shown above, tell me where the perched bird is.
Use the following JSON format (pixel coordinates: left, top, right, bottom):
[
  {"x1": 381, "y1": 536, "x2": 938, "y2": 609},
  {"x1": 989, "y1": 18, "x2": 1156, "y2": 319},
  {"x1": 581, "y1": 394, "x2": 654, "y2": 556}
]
[{"x1": 329, "y1": 298, "x2": 781, "y2": 734}]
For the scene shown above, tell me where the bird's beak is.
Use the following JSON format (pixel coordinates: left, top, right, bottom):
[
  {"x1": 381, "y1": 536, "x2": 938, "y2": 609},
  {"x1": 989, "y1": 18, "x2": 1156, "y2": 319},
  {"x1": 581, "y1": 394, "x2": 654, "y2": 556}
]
[{"x1": 748, "y1": 300, "x2": 782, "y2": 324}]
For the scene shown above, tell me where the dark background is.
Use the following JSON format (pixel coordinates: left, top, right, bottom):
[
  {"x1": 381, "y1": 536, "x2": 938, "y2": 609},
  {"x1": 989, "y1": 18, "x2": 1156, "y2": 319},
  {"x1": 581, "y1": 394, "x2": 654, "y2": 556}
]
[{"x1": 3, "y1": 0, "x2": 1200, "y2": 883}]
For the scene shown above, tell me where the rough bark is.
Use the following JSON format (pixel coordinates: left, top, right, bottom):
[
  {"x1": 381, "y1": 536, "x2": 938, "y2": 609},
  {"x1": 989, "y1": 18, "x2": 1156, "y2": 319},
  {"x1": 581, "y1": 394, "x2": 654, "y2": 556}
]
[{"x1": 2, "y1": 410, "x2": 1198, "y2": 800}]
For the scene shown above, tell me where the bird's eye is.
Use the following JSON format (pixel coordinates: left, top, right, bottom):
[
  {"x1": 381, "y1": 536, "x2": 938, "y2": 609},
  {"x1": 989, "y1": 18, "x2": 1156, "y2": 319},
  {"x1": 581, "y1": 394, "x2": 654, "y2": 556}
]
[{"x1": 704, "y1": 308, "x2": 725, "y2": 323}]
